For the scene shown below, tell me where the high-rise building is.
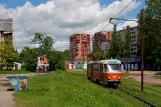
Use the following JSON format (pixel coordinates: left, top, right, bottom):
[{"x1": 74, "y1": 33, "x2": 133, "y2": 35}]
[
  {"x1": 0, "y1": 18, "x2": 13, "y2": 44},
  {"x1": 118, "y1": 26, "x2": 138, "y2": 54},
  {"x1": 70, "y1": 34, "x2": 90, "y2": 60},
  {"x1": 145, "y1": 0, "x2": 149, "y2": 7},
  {"x1": 93, "y1": 31, "x2": 112, "y2": 52}
]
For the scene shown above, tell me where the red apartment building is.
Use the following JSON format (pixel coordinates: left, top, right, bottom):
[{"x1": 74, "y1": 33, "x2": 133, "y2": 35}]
[
  {"x1": 93, "y1": 31, "x2": 112, "y2": 52},
  {"x1": 70, "y1": 34, "x2": 90, "y2": 60}
]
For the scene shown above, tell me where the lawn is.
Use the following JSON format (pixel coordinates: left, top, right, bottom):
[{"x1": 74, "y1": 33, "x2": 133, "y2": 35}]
[
  {"x1": 14, "y1": 71, "x2": 134, "y2": 107},
  {"x1": 0, "y1": 69, "x2": 30, "y2": 74},
  {"x1": 14, "y1": 71, "x2": 161, "y2": 107}
]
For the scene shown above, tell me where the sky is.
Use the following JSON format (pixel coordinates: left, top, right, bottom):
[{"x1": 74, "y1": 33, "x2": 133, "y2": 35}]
[{"x1": 0, "y1": 0, "x2": 144, "y2": 52}]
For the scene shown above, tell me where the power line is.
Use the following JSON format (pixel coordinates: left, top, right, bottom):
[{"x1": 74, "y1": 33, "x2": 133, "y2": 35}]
[{"x1": 100, "y1": 0, "x2": 135, "y2": 31}]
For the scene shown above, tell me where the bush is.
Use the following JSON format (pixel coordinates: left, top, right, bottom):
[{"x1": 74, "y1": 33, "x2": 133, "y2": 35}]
[{"x1": 22, "y1": 63, "x2": 37, "y2": 72}]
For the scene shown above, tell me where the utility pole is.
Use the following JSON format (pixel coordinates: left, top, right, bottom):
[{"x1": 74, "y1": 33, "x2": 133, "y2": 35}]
[
  {"x1": 140, "y1": 9, "x2": 144, "y2": 92},
  {"x1": 109, "y1": 10, "x2": 145, "y2": 91}
]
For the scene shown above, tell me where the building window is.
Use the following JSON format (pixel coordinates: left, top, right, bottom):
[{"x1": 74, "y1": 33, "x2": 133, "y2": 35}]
[{"x1": 40, "y1": 57, "x2": 44, "y2": 61}]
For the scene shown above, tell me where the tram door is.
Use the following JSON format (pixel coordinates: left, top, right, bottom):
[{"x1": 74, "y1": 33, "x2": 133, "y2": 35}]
[
  {"x1": 91, "y1": 64, "x2": 93, "y2": 79},
  {"x1": 100, "y1": 64, "x2": 104, "y2": 81}
]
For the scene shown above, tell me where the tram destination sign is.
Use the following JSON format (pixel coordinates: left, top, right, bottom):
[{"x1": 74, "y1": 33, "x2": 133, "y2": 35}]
[{"x1": 107, "y1": 60, "x2": 119, "y2": 64}]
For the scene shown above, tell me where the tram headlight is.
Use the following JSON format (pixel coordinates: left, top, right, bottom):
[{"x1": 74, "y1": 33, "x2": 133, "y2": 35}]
[
  {"x1": 118, "y1": 76, "x2": 120, "y2": 79},
  {"x1": 108, "y1": 77, "x2": 110, "y2": 80}
]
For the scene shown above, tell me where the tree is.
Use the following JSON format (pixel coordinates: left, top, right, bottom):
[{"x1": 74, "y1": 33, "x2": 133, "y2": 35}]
[
  {"x1": 110, "y1": 24, "x2": 122, "y2": 58},
  {"x1": 49, "y1": 51, "x2": 65, "y2": 70},
  {"x1": 32, "y1": 32, "x2": 54, "y2": 58},
  {"x1": 123, "y1": 25, "x2": 131, "y2": 57},
  {"x1": 103, "y1": 49, "x2": 111, "y2": 59},
  {"x1": 19, "y1": 47, "x2": 37, "y2": 71},
  {"x1": 63, "y1": 49, "x2": 72, "y2": 60},
  {"x1": 0, "y1": 37, "x2": 17, "y2": 70},
  {"x1": 138, "y1": 0, "x2": 161, "y2": 69}
]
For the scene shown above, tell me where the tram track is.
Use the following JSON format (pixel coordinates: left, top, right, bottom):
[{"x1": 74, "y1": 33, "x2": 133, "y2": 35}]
[
  {"x1": 108, "y1": 88, "x2": 140, "y2": 107},
  {"x1": 119, "y1": 87, "x2": 157, "y2": 107},
  {"x1": 122, "y1": 83, "x2": 161, "y2": 94},
  {"x1": 108, "y1": 86, "x2": 157, "y2": 107}
]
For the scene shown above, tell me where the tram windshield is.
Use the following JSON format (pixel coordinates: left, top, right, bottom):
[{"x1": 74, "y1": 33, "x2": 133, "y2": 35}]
[{"x1": 104, "y1": 64, "x2": 121, "y2": 72}]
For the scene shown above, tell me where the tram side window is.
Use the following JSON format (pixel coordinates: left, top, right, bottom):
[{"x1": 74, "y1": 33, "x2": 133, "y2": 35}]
[
  {"x1": 87, "y1": 64, "x2": 91, "y2": 71},
  {"x1": 93, "y1": 64, "x2": 98, "y2": 72},
  {"x1": 104, "y1": 64, "x2": 109, "y2": 72}
]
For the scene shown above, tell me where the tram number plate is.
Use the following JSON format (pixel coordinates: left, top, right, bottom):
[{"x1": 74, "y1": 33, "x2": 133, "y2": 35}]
[{"x1": 112, "y1": 76, "x2": 117, "y2": 78}]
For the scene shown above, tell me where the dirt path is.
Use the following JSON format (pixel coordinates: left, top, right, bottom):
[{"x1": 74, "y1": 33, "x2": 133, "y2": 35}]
[
  {"x1": 125, "y1": 71, "x2": 161, "y2": 86},
  {"x1": 0, "y1": 73, "x2": 46, "y2": 107}
]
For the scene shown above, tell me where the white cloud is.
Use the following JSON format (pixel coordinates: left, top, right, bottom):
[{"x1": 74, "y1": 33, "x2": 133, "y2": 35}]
[
  {"x1": 117, "y1": 19, "x2": 138, "y2": 31},
  {"x1": 0, "y1": 0, "x2": 141, "y2": 51},
  {"x1": 53, "y1": 41, "x2": 69, "y2": 51}
]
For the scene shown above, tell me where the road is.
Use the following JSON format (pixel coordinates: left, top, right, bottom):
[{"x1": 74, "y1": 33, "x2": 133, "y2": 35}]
[
  {"x1": 125, "y1": 71, "x2": 161, "y2": 86},
  {"x1": 0, "y1": 73, "x2": 46, "y2": 107}
]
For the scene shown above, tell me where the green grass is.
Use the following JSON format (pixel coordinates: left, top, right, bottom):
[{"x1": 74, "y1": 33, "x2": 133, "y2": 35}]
[
  {"x1": 153, "y1": 75, "x2": 161, "y2": 79},
  {"x1": 14, "y1": 71, "x2": 161, "y2": 107},
  {"x1": 119, "y1": 79, "x2": 161, "y2": 107},
  {"x1": 14, "y1": 71, "x2": 135, "y2": 107},
  {"x1": 0, "y1": 69, "x2": 30, "y2": 74}
]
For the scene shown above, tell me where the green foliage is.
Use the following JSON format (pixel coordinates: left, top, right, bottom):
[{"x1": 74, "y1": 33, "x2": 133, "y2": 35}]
[
  {"x1": 63, "y1": 49, "x2": 72, "y2": 60},
  {"x1": 19, "y1": 47, "x2": 37, "y2": 72},
  {"x1": 137, "y1": 0, "x2": 161, "y2": 66},
  {"x1": 23, "y1": 63, "x2": 37, "y2": 72},
  {"x1": 49, "y1": 51, "x2": 65, "y2": 70},
  {"x1": 90, "y1": 50, "x2": 103, "y2": 61},
  {"x1": 0, "y1": 37, "x2": 17, "y2": 70},
  {"x1": 123, "y1": 25, "x2": 131, "y2": 57},
  {"x1": 110, "y1": 24, "x2": 122, "y2": 58},
  {"x1": 130, "y1": 54, "x2": 136, "y2": 57},
  {"x1": 103, "y1": 49, "x2": 111, "y2": 59},
  {"x1": 32, "y1": 32, "x2": 54, "y2": 58},
  {"x1": 18, "y1": 32, "x2": 72, "y2": 71}
]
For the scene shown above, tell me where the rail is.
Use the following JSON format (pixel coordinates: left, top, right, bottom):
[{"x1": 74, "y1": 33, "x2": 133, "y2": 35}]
[{"x1": 108, "y1": 86, "x2": 157, "y2": 107}]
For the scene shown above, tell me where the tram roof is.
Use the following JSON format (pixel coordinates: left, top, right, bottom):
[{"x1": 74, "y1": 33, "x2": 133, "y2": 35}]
[{"x1": 87, "y1": 59, "x2": 121, "y2": 64}]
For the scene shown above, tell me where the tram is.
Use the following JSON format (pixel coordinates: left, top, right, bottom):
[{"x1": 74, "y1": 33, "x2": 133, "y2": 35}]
[{"x1": 87, "y1": 59, "x2": 122, "y2": 86}]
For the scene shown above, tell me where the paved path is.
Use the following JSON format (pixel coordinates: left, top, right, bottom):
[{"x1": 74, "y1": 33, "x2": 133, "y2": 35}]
[
  {"x1": 125, "y1": 71, "x2": 161, "y2": 86},
  {"x1": 0, "y1": 73, "x2": 46, "y2": 107}
]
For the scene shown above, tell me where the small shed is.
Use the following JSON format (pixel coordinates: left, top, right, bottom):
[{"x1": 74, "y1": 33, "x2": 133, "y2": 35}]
[{"x1": 13, "y1": 62, "x2": 22, "y2": 70}]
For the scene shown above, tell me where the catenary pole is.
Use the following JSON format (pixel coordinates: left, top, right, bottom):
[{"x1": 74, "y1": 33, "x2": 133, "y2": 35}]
[{"x1": 141, "y1": 9, "x2": 144, "y2": 92}]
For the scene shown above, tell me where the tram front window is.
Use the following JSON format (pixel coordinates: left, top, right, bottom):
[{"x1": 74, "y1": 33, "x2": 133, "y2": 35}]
[{"x1": 104, "y1": 64, "x2": 120, "y2": 72}]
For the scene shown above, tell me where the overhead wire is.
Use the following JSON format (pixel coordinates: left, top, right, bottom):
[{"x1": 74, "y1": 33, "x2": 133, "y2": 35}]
[
  {"x1": 91, "y1": 0, "x2": 135, "y2": 52},
  {"x1": 100, "y1": 0, "x2": 135, "y2": 32}
]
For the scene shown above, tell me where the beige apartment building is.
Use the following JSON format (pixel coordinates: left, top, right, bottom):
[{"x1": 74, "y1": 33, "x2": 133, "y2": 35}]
[{"x1": 0, "y1": 18, "x2": 13, "y2": 44}]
